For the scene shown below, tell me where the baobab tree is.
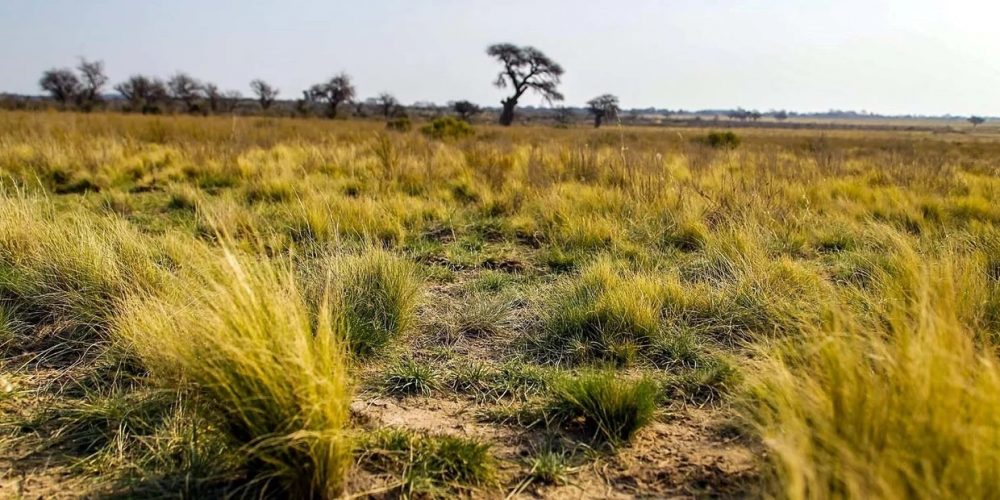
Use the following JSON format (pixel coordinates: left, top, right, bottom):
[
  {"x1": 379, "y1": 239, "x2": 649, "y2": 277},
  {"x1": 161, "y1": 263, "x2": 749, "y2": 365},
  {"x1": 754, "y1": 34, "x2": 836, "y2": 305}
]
[
  {"x1": 586, "y1": 94, "x2": 619, "y2": 128},
  {"x1": 452, "y1": 100, "x2": 481, "y2": 122},
  {"x1": 38, "y1": 68, "x2": 81, "y2": 107},
  {"x1": 486, "y1": 43, "x2": 564, "y2": 126},
  {"x1": 250, "y1": 79, "x2": 279, "y2": 110},
  {"x1": 309, "y1": 73, "x2": 356, "y2": 119},
  {"x1": 969, "y1": 116, "x2": 986, "y2": 128}
]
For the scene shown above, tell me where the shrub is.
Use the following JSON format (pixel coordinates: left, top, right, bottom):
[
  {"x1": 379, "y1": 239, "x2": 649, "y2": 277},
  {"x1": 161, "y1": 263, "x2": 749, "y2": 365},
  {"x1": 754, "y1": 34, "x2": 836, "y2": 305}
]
[
  {"x1": 698, "y1": 131, "x2": 741, "y2": 149},
  {"x1": 386, "y1": 116, "x2": 412, "y2": 132},
  {"x1": 117, "y1": 251, "x2": 353, "y2": 498},
  {"x1": 548, "y1": 371, "x2": 658, "y2": 445},
  {"x1": 420, "y1": 116, "x2": 474, "y2": 140}
]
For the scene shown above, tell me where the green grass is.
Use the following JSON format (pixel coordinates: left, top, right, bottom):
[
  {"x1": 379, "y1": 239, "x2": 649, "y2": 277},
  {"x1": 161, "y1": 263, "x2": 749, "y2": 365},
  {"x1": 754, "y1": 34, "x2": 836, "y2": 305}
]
[
  {"x1": 548, "y1": 370, "x2": 658, "y2": 445},
  {"x1": 358, "y1": 428, "x2": 496, "y2": 496},
  {"x1": 383, "y1": 357, "x2": 439, "y2": 396},
  {"x1": 337, "y1": 248, "x2": 421, "y2": 356}
]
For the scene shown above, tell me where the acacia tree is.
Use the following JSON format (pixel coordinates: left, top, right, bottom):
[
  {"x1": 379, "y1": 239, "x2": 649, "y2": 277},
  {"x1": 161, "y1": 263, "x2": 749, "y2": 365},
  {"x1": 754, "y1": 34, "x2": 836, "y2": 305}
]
[
  {"x1": 969, "y1": 116, "x2": 986, "y2": 128},
  {"x1": 221, "y1": 90, "x2": 243, "y2": 113},
  {"x1": 586, "y1": 94, "x2": 619, "y2": 128},
  {"x1": 452, "y1": 100, "x2": 481, "y2": 122},
  {"x1": 76, "y1": 59, "x2": 108, "y2": 111},
  {"x1": 487, "y1": 43, "x2": 564, "y2": 126},
  {"x1": 250, "y1": 79, "x2": 279, "y2": 110},
  {"x1": 115, "y1": 75, "x2": 169, "y2": 114},
  {"x1": 167, "y1": 72, "x2": 204, "y2": 113},
  {"x1": 375, "y1": 92, "x2": 400, "y2": 119},
  {"x1": 203, "y1": 83, "x2": 222, "y2": 113},
  {"x1": 309, "y1": 73, "x2": 356, "y2": 119},
  {"x1": 39, "y1": 68, "x2": 81, "y2": 107}
]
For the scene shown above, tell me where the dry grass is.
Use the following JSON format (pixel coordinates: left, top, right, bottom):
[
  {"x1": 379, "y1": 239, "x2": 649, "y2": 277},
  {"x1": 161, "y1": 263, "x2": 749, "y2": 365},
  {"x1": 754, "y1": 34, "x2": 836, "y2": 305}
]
[{"x1": 0, "y1": 110, "x2": 998, "y2": 497}]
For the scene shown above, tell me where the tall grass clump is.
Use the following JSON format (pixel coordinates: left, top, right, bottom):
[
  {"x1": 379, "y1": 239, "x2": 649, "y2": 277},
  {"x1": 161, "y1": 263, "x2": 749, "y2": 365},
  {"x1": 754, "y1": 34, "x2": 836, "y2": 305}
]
[
  {"x1": 0, "y1": 195, "x2": 162, "y2": 347},
  {"x1": 336, "y1": 248, "x2": 421, "y2": 356},
  {"x1": 746, "y1": 260, "x2": 1000, "y2": 499},
  {"x1": 548, "y1": 370, "x2": 658, "y2": 446},
  {"x1": 537, "y1": 259, "x2": 663, "y2": 365},
  {"x1": 118, "y1": 250, "x2": 353, "y2": 498}
]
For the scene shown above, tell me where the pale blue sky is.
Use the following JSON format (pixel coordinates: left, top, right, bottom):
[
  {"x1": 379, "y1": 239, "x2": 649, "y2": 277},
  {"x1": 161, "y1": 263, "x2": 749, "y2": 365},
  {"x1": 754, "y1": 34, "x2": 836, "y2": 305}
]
[{"x1": 1, "y1": 0, "x2": 997, "y2": 115}]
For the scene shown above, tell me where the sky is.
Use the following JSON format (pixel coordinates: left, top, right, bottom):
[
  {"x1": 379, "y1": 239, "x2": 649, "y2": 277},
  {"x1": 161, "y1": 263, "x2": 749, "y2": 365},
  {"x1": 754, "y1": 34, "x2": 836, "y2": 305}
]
[{"x1": 1, "y1": 0, "x2": 998, "y2": 116}]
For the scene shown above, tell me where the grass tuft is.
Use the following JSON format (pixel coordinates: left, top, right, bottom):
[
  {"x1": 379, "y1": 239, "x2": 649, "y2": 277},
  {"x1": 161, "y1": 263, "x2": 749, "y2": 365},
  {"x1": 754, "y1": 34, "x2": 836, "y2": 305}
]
[
  {"x1": 118, "y1": 250, "x2": 353, "y2": 498},
  {"x1": 548, "y1": 370, "x2": 658, "y2": 445}
]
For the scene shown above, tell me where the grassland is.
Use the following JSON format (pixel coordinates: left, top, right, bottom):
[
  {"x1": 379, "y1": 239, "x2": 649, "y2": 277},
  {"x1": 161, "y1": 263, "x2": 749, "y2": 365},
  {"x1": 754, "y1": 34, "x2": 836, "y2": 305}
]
[{"x1": 0, "y1": 111, "x2": 998, "y2": 498}]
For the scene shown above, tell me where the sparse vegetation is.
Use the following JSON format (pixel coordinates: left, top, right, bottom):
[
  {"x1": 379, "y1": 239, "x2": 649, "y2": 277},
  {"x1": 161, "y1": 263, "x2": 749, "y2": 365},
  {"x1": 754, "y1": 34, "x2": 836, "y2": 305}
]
[{"x1": 2, "y1": 111, "x2": 999, "y2": 497}]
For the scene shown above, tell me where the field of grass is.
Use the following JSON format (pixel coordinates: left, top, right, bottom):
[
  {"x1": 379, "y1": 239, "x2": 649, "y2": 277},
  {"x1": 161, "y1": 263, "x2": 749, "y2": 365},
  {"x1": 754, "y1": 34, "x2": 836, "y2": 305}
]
[{"x1": 0, "y1": 110, "x2": 998, "y2": 498}]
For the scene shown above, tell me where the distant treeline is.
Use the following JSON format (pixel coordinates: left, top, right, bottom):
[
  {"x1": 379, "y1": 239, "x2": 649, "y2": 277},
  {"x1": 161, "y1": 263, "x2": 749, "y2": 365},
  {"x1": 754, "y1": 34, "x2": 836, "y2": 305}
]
[{"x1": 5, "y1": 50, "x2": 993, "y2": 127}]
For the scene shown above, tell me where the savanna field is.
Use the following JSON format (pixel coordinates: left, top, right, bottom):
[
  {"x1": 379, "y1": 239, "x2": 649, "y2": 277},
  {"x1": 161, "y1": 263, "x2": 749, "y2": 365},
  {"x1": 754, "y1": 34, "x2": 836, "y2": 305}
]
[{"x1": 0, "y1": 111, "x2": 999, "y2": 498}]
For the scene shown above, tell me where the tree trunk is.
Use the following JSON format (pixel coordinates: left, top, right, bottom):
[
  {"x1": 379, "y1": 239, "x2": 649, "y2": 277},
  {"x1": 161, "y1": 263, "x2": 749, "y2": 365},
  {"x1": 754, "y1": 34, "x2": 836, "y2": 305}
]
[
  {"x1": 499, "y1": 99, "x2": 516, "y2": 126},
  {"x1": 594, "y1": 114, "x2": 602, "y2": 128}
]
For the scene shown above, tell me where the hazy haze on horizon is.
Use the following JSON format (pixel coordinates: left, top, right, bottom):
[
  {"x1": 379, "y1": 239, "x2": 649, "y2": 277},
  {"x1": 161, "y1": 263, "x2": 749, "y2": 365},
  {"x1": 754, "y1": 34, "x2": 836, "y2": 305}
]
[{"x1": 1, "y1": 0, "x2": 998, "y2": 116}]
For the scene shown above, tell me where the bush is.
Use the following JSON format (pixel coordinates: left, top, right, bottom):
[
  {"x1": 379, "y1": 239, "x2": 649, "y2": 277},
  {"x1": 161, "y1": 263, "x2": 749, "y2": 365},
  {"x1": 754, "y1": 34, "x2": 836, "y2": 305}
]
[
  {"x1": 386, "y1": 116, "x2": 412, "y2": 132},
  {"x1": 117, "y1": 251, "x2": 353, "y2": 498},
  {"x1": 549, "y1": 371, "x2": 658, "y2": 445},
  {"x1": 420, "y1": 116, "x2": 474, "y2": 140},
  {"x1": 698, "y1": 131, "x2": 741, "y2": 149}
]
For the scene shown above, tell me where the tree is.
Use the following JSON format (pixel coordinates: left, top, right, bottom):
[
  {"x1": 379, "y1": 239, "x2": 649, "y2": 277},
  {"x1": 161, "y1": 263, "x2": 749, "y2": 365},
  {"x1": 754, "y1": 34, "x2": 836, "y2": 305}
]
[
  {"x1": 487, "y1": 43, "x2": 564, "y2": 126},
  {"x1": 728, "y1": 108, "x2": 750, "y2": 122},
  {"x1": 76, "y1": 59, "x2": 108, "y2": 111},
  {"x1": 250, "y1": 79, "x2": 279, "y2": 110},
  {"x1": 203, "y1": 83, "x2": 222, "y2": 113},
  {"x1": 452, "y1": 100, "x2": 481, "y2": 122},
  {"x1": 167, "y1": 72, "x2": 204, "y2": 113},
  {"x1": 39, "y1": 68, "x2": 81, "y2": 107},
  {"x1": 586, "y1": 94, "x2": 619, "y2": 128},
  {"x1": 773, "y1": 110, "x2": 789, "y2": 121},
  {"x1": 221, "y1": 90, "x2": 243, "y2": 113},
  {"x1": 309, "y1": 73, "x2": 356, "y2": 119},
  {"x1": 115, "y1": 75, "x2": 169, "y2": 114},
  {"x1": 375, "y1": 92, "x2": 400, "y2": 119},
  {"x1": 296, "y1": 90, "x2": 314, "y2": 116},
  {"x1": 969, "y1": 116, "x2": 986, "y2": 128},
  {"x1": 553, "y1": 106, "x2": 574, "y2": 127}
]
